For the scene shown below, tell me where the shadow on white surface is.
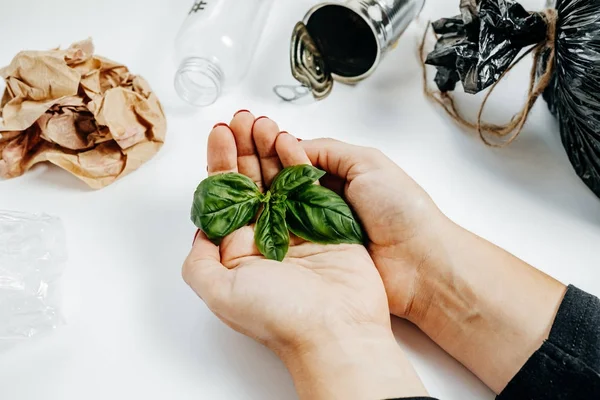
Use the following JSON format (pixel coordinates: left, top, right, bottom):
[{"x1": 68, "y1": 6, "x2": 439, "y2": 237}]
[
  {"x1": 190, "y1": 317, "x2": 296, "y2": 399},
  {"x1": 123, "y1": 198, "x2": 297, "y2": 399},
  {"x1": 445, "y1": 112, "x2": 600, "y2": 226},
  {"x1": 392, "y1": 318, "x2": 494, "y2": 399},
  {"x1": 29, "y1": 165, "x2": 94, "y2": 192}
]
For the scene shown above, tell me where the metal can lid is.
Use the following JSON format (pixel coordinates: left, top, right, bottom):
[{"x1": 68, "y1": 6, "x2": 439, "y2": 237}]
[{"x1": 289, "y1": 21, "x2": 333, "y2": 100}]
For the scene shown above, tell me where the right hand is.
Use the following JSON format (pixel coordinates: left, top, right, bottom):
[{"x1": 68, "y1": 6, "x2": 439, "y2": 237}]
[
  {"x1": 301, "y1": 139, "x2": 449, "y2": 321},
  {"x1": 302, "y1": 138, "x2": 568, "y2": 394}
]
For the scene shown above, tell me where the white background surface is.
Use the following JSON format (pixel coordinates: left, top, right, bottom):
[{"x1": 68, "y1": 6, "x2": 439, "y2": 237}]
[{"x1": 1, "y1": 0, "x2": 599, "y2": 399}]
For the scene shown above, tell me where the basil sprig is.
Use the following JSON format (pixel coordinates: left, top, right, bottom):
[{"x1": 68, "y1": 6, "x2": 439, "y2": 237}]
[
  {"x1": 191, "y1": 165, "x2": 364, "y2": 261},
  {"x1": 191, "y1": 173, "x2": 262, "y2": 242},
  {"x1": 286, "y1": 184, "x2": 363, "y2": 245},
  {"x1": 255, "y1": 201, "x2": 289, "y2": 262}
]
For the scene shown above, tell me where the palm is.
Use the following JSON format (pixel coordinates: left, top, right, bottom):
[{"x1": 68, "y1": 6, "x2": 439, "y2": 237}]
[
  {"x1": 341, "y1": 163, "x2": 441, "y2": 318},
  {"x1": 218, "y1": 225, "x2": 387, "y2": 345},
  {"x1": 298, "y1": 140, "x2": 441, "y2": 319},
  {"x1": 188, "y1": 113, "x2": 391, "y2": 349}
]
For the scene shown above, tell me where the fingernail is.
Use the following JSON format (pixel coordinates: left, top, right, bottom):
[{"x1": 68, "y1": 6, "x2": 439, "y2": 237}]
[
  {"x1": 193, "y1": 229, "x2": 201, "y2": 246},
  {"x1": 279, "y1": 131, "x2": 299, "y2": 141},
  {"x1": 212, "y1": 122, "x2": 229, "y2": 130},
  {"x1": 252, "y1": 116, "x2": 269, "y2": 132},
  {"x1": 234, "y1": 109, "x2": 250, "y2": 116}
]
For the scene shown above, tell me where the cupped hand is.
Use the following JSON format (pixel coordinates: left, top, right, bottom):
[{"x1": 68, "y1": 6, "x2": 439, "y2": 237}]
[
  {"x1": 300, "y1": 139, "x2": 572, "y2": 395},
  {"x1": 300, "y1": 139, "x2": 449, "y2": 322},
  {"x1": 183, "y1": 112, "x2": 393, "y2": 358}
]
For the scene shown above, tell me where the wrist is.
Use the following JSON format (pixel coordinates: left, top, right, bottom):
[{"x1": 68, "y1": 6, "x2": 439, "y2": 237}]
[
  {"x1": 388, "y1": 212, "x2": 458, "y2": 326},
  {"x1": 403, "y1": 219, "x2": 567, "y2": 393},
  {"x1": 279, "y1": 325, "x2": 428, "y2": 400}
]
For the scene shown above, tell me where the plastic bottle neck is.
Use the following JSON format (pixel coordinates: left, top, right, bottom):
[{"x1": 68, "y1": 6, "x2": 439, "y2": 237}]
[{"x1": 175, "y1": 57, "x2": 224, "y2": 107}]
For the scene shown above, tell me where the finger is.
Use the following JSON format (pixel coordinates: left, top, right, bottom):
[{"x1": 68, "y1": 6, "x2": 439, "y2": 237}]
[
  {"x1": 252, "y1": 117, "x2": 283, "y2": 188},
  {"x1": 207, "y1": 124, "x2": 238, "y2": 175},
  {"x1": 220, "y1": 226, "x2": 260, "y2": 268},
  {"x1": 275, "y1": 132, "x2": 312, "y2": 168},
  {"x1": 230, "y1": 110, "x2": 264, "y2": 190},
  {"x1": 320, "y1": 173, "x2": 346, "y2": 196},
  {"x1": 183, "y1": 231, "x2": 232, "y2": 307},
  {"x1": 300, "y1": 138, "x2": 388, "y2": 181}
]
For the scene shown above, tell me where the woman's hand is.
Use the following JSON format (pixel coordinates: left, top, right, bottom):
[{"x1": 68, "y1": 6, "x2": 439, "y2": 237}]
[
  {"x1": 300, "y1": 138, "x2": 446, "y2": 321},
  {"x1": 301, "y1": 138, "x2": 566, "y2": 393},
  {"x1": 182, "y1": 112, "x2": 427, "y2": 400}
]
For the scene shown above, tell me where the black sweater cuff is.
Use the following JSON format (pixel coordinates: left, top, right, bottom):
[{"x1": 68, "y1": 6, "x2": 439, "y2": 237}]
[
  {"x1": 497, "y1": 285, "x2": 600, "y2": 399},
  {"x1": 387, "y1": 398, "x2": 438, "y2": 399}
]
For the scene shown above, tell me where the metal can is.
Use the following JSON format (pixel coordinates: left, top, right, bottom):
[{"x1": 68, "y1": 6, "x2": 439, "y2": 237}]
[{"x1": 275, "y1": 0, "x2": 426, "y2": 101}]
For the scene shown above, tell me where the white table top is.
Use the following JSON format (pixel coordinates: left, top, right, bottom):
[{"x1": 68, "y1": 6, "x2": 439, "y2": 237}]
[{"x1": 1, "y1": 0, "x2": 599, "y2": 399}]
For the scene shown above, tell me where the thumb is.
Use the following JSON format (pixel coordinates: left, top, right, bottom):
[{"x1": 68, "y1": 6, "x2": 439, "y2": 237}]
[
  {"x1": 300, "y1": 138, "x2": 388, "y2": 182},
  {"x1": 183, "y1": 231, "x2": 232, "y2": 308}
]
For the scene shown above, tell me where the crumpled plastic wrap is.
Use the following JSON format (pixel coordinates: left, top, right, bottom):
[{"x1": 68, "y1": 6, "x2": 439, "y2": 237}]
[
  {"x1": 0, "y1": 211, "x2": 66, "y2": 347},
  {"x1": 0, "y1": 39, "x2": 167, "y2": 189},
  {"x1": 425, "y1": 0, "x2": 600, "y2": 199}
]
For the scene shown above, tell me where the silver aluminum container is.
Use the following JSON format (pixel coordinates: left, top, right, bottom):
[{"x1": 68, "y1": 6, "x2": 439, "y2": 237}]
[{"x1": 280, "y1": 0, "x2": 425, "y2": 101}]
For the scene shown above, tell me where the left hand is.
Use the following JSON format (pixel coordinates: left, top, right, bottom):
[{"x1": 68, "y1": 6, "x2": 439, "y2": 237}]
[
  {"x1": 182, "y1": 111, "x2": 427, "y2": 400},
  {"x1": 183, "y1": 111, "x2": 391, "y2": 353}
]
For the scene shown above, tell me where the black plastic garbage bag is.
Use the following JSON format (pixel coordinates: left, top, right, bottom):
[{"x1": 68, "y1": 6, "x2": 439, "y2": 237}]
[{"x1": 425, "y1": 0, "x2": 600, "y2": 199}]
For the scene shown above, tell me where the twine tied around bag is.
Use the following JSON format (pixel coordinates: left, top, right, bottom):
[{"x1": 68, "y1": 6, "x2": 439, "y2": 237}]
[{"x1": 419, "y1": 8, "x2": 558, "y2": 147}]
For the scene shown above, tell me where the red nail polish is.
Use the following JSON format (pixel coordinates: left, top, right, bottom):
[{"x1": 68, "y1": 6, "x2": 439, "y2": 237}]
[
  {"x1": 279, "y1": 131, "x2": 299, "y2": 140},
  {"x1": 213, "y1": 123, "x2": 229, "y2": 129},
  {"x1": 251, "y1": 116, "x2": 269, "y2": 132},
  {"x1": 193, "y1": 229, "x2": 201, "y2": 246},
  {"x1": 234, "y1": 109, "x2": 250, "y2": 116}
]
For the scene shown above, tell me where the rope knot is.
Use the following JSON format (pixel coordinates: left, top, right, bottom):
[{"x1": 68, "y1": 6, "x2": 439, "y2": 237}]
[{"x1": 421, "y1": 7, "x2": 558, "y2": 147}]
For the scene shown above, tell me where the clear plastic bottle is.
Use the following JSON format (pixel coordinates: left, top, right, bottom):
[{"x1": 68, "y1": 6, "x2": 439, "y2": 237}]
[{"x1": 174, "y1": 0, "x2": 274, "y2": 106}]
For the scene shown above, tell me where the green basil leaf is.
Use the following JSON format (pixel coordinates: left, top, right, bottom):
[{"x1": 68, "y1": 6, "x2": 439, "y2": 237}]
[
  {"x1": 286, "y1": 185, "x2": 363, "y2": 245},
  {"x1": 270, "y1": 165, "x2": 325, "y2": 195},
  {"x1": 191, "y1": 173, "x2": 261, "y2": 241},
  {"x1": 255, "y1": 202, "x2": 289, "y2": 261}
]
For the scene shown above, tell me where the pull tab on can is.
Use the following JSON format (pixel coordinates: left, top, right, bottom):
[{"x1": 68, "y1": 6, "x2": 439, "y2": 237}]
[
  {"x1": 274, "y1": 22, "x2": 334, "y2": 101},
  {"x1": 277, "y1": 0, "x2": 426, "y2": 102}
]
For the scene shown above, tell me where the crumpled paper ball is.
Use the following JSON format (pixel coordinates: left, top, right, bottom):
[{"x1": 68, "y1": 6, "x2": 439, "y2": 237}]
[{"x1": 0, "y1": 39, "x2": 166, "y2": 189}]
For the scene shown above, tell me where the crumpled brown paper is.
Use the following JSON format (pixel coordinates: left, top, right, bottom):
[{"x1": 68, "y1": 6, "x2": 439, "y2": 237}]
[{"x1": 0, "y1": 39, "x2": 166, "y2": 189}]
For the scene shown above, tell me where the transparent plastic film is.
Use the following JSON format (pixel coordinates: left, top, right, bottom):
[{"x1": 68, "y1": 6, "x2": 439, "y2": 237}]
[{"x1": 0, "y1": 211, "x2": 66, "y2": 348}]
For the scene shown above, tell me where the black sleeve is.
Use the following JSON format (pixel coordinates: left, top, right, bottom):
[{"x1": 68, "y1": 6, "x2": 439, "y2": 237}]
[
  {"x1": 498, "y1": 285, "x2": 600, "y2": 399},
  {"x1": 391, "y1": 286, "x2": 599, "y2": 400}
]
